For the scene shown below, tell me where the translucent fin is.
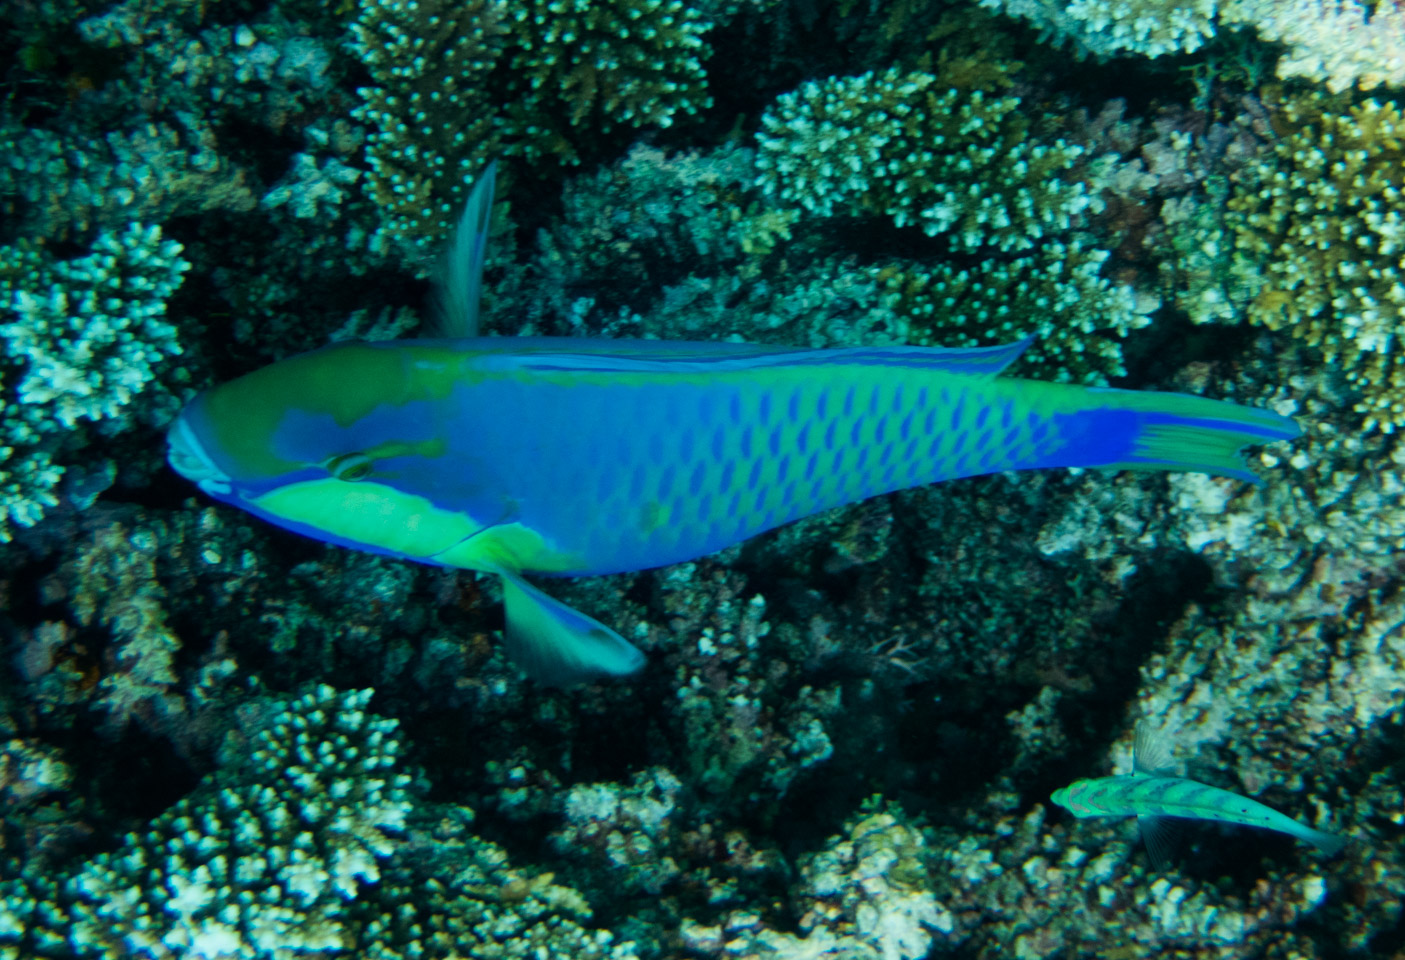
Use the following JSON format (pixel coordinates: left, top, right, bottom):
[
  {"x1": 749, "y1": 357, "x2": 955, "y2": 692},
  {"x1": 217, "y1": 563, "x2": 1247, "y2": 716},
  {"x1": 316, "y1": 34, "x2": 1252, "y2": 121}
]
[
  {"x1": 430, "y1": 159, "x2": 497, "y2": 338},
  {"x1": 1133, "y1": 723, "x2": 1177, "y2": 776},
  {"x1": 480, "y1": 336, "x2": 1036, "y2": 376},
  {"x1": 1298, "y1": 825, "x2": 1348, "y2": 858},
  {"x1": 1079, "y1": 387, "x2": 1301, "y2": 484},
  {"x1": 1137, "y1": 815, "x2": 1178, "y2": 870},
  {"x1": 498, "y1": 570, "x2": 645, "y2": 686}
]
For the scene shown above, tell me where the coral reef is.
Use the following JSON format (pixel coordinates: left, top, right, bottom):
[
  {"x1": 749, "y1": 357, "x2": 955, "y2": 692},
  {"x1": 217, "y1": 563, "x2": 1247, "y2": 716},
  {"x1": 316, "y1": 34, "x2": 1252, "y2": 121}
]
[
  {"x1": 1176, "y1": 93, "x2": 1405, "y2": 432},
  {"x1": 981, "y1": 0, "x2": 1405, "y2": 91},
  {"x1": 684, "y1": 804, "x2": 956, "y2": 960},
  {"x1": 979, "y1": 0, "x2": 1217, "y2": 58},
  {"x1": 756, "y1": 69, "x2": 1102, "y2": 253},
  {"x1": 1, "y1": 0, "x2": 1402, "y2": 957},
  {"x1": 351, "y1": 0, "x2": 714, "y2": 260},
  {"x1": 0, "y1": 224, "x2": 189, "y2": 538}
]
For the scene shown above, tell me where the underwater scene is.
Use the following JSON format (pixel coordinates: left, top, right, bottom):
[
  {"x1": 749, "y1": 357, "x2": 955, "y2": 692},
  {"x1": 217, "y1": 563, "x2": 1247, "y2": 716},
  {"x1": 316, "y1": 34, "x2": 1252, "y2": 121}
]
[{"x1": 2, "y1": 0, "x2": 1404, "y2": 955}]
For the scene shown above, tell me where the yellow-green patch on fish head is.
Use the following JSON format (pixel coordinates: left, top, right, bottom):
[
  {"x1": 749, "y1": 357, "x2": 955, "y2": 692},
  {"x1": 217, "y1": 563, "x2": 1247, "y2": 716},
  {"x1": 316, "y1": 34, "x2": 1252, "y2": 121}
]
[{"x1": 166, "y1": 340, "x2": 513, "y2": 565}]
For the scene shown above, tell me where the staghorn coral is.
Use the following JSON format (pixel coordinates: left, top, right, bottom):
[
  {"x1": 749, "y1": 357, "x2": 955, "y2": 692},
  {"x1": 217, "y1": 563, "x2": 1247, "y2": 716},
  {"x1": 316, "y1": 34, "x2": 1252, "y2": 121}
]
[
  {"x1": 756, "y1": 69, "x2": 1104, "y2": 253},
  {"x1": 1176, "y1": 93, "x2": 1405, "y2": 432},
  {"x1": 351, "y1": 0, "x2": 714, "y2": 260},
  {"x1": 499, "y1": 0, "x2": 713, "y2": 158}
]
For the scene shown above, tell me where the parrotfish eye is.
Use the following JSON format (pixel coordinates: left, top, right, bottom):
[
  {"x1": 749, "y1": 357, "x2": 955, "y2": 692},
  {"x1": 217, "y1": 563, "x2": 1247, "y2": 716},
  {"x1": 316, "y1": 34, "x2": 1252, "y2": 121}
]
[{"x1": 327, "y1": 452, "x2": 375, "y2": 482}]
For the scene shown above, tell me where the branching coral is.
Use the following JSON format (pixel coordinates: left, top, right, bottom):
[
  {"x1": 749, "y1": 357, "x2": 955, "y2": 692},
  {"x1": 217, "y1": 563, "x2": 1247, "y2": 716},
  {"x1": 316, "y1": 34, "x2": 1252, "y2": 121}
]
[
  {"x1": 351, "y1": 0, "x2": 714, "y2": 259},
  {"x1": 977, "y1": 0, "x2": 1216, "y2": 57},
  {"x1": 684, "y1": 804, "x2": 955, "y2": 960},
  {"x1": 756, "y1": 69, "x2": 1102, "y2": 253},
  {"x1": 500, "y1": 0, "x2": 712, "y2": 156},
  {"x1": 982, "y1": 0, "x2": 1405, "y2": 91},
  {"x1": 0, "y1": 223, "x2": 189, "y2": 538},
  {"x1": 875, "y1": 239, "x2": 1152, "y2": 383},
  {"x1": 350, "y1": 0, "x2": 510, "y2": 258},
  {"x1": 1223, "y1": 0, "x2": 1405, "y2": 92},
  {"x1": 0, "y1": 686, "x2": 413, "y2": 958},
  {"x1": 1177, "y1": 93, "x2": 1405, "y2": 431}
]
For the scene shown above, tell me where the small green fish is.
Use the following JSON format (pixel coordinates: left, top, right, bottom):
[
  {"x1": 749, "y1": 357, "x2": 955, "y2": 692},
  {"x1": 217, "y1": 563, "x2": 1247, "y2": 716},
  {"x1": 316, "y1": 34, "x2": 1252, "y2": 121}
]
[{"x1": 1052, "y1": 725, "x2": 1346, "y2": 863}]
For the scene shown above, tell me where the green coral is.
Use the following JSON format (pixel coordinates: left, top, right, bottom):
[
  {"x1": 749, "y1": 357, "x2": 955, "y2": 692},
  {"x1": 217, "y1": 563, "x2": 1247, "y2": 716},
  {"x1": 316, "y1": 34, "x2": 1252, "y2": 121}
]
[
  {"x1": 351, "y1": 0, "x2": 714, "y2": 259},
  {"x1": 1178, "y1": 93, "x2": 1405, "y2": 432},
  {"x1": 0, "y1": 223, "x2": 189, "y2": 539},
  {"x1": 501, "y1": 0, "x2": 712, "y2": 156},
  {"x1": 756, "y1": 69, "x2": 1102, "y2": 253},
  {"x1": 350, "y1": 0, "x2": 509, "y2": 259}
]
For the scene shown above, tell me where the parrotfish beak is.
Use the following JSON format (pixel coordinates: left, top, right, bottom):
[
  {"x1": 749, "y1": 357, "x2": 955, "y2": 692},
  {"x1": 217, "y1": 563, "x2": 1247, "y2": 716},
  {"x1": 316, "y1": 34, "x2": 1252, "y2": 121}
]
[{"x1": 167, "y1": 406, "x2": 233, "y2": 497}]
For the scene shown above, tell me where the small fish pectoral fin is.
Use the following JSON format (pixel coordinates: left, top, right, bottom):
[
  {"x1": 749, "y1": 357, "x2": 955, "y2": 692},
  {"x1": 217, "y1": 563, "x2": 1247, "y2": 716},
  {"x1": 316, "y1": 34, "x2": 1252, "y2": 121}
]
[
  {"x1": 1137, "y1": 814, "x2": 1179, "y2": 870},
  {"x1": 499, "y1": 571, "x2": 645, "y2": 687}
]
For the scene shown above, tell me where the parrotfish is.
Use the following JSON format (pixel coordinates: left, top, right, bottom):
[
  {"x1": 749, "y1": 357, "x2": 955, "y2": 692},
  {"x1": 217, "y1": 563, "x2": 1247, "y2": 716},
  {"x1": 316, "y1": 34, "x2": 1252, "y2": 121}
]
[
  {"x1": 167, "y1": 162, "x2": 1300, "y2": 686},
  {"x1": 1052, "y1": 724, "x2": 1346, "y2": 863}
]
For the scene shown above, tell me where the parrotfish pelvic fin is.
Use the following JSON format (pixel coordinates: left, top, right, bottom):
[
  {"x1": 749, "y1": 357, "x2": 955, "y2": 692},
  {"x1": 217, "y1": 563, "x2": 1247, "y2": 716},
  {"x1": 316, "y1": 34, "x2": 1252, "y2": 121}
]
[
  {"x1": 430, "y1": 159, "x2": 497, "y2": 339},
  {"x1": 497, "y1": 569, "x2": 646, "y2": 686}
]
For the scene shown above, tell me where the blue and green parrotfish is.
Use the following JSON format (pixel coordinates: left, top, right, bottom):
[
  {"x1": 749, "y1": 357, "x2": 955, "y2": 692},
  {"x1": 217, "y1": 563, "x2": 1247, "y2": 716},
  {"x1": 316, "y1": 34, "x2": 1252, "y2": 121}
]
[
  {"x1": 167, "y1": 162, "x2": 1300, "y2": 686},
  {"x1": 1052, "y1": 725, "x2": 1346, "y2": 862}
]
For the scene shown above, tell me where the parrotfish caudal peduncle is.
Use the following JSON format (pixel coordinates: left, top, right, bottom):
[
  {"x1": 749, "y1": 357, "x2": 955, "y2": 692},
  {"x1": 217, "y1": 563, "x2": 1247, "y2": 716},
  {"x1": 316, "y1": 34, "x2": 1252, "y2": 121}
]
[
  {"x1": 1052, "y1": 724, "x2": 1346, "y2": 862},
  {"x1": 167, "y1": 162, "x2": 1300, "y2": 686}
]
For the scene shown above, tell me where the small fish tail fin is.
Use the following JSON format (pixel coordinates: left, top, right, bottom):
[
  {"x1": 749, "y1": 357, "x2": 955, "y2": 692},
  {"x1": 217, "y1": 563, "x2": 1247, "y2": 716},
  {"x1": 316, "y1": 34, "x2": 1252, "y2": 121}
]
[
  {"x1": 1023, "y1": 383, "x2": 1301, "y2": 483},
  {"x1": 1299, "y1": 825, "x2": 1348, "y2": 858}
]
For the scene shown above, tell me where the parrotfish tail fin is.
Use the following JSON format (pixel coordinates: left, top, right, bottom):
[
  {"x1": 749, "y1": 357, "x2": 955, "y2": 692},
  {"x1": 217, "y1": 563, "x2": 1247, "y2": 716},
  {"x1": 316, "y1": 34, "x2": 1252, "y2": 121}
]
[
  {"x1": 1132, "y1": 722, "x2": 1177, "y2": 776},
  {"x1": 1035, "y1": 385, "x2": 1301, "y2": 484},
  {"x1": 498, "y1": 570, "x2": 646, "y2": 687},
  {"x1": 1298, "y1": 825, "x2": 1348, "y2": 858},
  {"x1": 430, "y1": 159, "x2": 497, "y2": 339}
]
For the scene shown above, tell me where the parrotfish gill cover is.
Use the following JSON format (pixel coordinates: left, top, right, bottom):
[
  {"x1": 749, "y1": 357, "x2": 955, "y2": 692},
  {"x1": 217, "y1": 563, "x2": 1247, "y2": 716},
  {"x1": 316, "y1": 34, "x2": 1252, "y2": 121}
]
[{"x1": 167, "y1": 162, "x2": 1301, "y2": 687}]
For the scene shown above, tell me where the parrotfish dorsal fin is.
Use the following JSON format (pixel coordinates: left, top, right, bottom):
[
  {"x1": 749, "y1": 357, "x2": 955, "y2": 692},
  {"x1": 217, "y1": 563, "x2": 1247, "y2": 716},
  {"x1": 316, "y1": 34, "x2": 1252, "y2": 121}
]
[
  {"x1": 497, "y1": 570, "x2": 645, "y2": 686},
  {"x1": 475, "y1": 336, "x2": 1038, "y2": 376},
  {"x1": 1132, "y1": 722, "x2": 1177, "y2": 777},
  {"x1": 430, "y1": 159, "x2": 497, "y2": 339}
]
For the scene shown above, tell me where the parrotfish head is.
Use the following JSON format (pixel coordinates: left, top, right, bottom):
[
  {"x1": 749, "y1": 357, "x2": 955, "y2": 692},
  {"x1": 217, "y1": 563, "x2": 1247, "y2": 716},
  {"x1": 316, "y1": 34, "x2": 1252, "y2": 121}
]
[{"x1": 167, "y1": 340, "x2": 502, "y2": 565}]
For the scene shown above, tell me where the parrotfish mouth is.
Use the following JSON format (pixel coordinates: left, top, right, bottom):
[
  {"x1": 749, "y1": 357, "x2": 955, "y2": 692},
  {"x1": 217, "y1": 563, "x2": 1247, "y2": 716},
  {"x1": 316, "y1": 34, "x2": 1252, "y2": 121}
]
[{"x1": 167, "y1": 414, "x2": 232, "y2": 496}]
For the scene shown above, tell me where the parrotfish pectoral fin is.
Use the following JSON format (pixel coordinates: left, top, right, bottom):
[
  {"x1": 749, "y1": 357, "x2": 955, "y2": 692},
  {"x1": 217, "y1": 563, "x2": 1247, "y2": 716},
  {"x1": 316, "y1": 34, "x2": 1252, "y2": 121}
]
[
  {"x1": 498, "y1": 570, "x2": 645, "y2": 686},
  {"x1": 430, "y1": 159, "x2": 497, "y2": 338}
]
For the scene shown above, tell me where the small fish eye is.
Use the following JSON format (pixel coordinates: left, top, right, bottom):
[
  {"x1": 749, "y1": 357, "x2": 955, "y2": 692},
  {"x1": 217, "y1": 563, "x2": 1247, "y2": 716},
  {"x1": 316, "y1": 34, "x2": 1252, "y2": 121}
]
[{"x1": 328, "y1": 452, "x2": 374, "y2": 482}]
